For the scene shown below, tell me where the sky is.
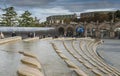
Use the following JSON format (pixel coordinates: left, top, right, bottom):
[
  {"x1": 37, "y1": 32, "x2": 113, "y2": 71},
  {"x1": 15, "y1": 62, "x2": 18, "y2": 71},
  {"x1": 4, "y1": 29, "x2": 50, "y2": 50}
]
[{"x1": 0, "y1": 0, "x2": 120, "y2": 22}]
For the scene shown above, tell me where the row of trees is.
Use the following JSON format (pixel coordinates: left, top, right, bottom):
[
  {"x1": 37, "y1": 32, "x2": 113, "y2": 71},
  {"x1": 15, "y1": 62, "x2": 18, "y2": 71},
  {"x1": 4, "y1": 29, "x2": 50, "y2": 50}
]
[{"x1": 0, "y1": 7, "x2": 42, "y2": 27}]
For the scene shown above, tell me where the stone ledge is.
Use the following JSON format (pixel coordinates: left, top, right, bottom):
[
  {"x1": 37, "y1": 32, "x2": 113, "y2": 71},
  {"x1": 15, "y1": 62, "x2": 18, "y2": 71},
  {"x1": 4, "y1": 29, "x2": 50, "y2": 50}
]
[
  {"x1": 23, "y1": 37, "x2": 39, "y2": 42},
  {"x1": 0, "y1": 36, "x2": 22, "y2": 44},
  {"x1": 21, "y1": 56, "x2": 41, "y2": 70},
  {"x1": 19, "y1": 51, "x2": 37, "y2": 58},
  {"x1": 17, "y1": 64, "x2": 44, "y2": 76},
  {"x1": 18, "y1": 51, "x2": 44, "y2": 76}
]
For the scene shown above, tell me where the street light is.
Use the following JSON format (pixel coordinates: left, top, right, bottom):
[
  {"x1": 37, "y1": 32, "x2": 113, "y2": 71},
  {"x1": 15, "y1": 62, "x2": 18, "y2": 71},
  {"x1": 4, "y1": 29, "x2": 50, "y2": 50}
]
[
  {"x1": 84, "y1": 21, "x2": 87, "y2": 37},
  {"x1": 96, "y1": 20, "x2": 99, "y2": 38}
]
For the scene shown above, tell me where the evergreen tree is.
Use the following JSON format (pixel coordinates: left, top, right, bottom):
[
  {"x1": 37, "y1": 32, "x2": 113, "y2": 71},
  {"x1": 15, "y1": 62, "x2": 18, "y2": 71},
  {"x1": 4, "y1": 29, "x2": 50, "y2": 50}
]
[
  {"x1": 1, "y1": 7, "x2": 17, "y2": 26},
  {"x1": 115, "y1": 10, "x2": 120, "y2": 19},
  {"x1": 32, "y1": 17, "x2": 41, "y2": 27},
  {"x1": 107, "y1": 12, "x2": 113, "y2": 21},
  {"x1": 19, "y1": 10, "x2": 34, "y2": 27}
]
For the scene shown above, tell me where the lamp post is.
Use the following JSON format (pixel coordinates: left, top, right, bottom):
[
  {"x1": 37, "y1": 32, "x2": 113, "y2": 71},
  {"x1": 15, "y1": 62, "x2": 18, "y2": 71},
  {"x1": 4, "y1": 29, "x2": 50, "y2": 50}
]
[
  {"x1": 96, "y1": 20, "x2": 99, "y2": 38},
  {"x1": 110, "y1": 20, "x2": 115, "y2": 38},
  {"x1": 84, "y1": 21, "x2": 87, "y2": 37}
]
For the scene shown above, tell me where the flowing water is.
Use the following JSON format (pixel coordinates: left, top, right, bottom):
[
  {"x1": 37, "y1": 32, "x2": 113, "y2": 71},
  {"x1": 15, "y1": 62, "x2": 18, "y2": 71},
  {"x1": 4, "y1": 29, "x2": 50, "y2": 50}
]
[
  {"x1": 0, "y1": 40, "x2": 72, "y2": 76},
  {"x1": 97, "y1": 39, "x2": 120, "y2": 70},
  {"x1": 0, "y1": 39, "x2": 120, "y2": 76}
]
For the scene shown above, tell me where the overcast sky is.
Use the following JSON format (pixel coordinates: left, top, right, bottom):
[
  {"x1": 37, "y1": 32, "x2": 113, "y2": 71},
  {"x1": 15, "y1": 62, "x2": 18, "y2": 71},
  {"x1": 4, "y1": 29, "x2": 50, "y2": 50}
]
[{"x1": 0, "y1": 0, "x2": 120, "y2": 22}]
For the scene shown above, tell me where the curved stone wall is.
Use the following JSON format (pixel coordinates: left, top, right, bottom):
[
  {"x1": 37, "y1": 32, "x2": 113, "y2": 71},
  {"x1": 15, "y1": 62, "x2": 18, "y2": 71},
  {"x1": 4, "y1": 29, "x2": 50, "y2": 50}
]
[{"x1": 51, "y1": 38, "x2": 120, "y2": 75}]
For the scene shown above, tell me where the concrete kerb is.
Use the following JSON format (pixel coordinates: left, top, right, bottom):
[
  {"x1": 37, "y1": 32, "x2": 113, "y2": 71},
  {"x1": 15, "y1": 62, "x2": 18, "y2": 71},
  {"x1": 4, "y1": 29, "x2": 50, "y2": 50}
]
[
  {"x1": 84, "y1": 40, "x2": 113, "y2": 74},
  {"x1": 73, "y1": 40, "x2": 92, "y2": 62},
  {"x1": 82, "y1": 40, "x2": 106, "y2": 66},
  {"x1": 94, "y1": 42, "x2": 120, "y2": 75},
  {"x1": 53, "y1": 37, "x2": 76, "y2": 41},
  {"x1": 73, "y1": 68, "x2": 88, "y2": 76},
  {"x1": 79, "y1": 40, "x2": 105, "y2": 67},
  {"x1": 63, "y1": 41, "x2": 85, "y2": 63},
  {"x1": 21, "y1": 56, "x2": 42, "y2": 70},
  {"x1": 88, "y1": 41, "x2": 116, "y2": 76},
  {"x1": 86, "y1": 39, "x2": 120, "y2": 75},
  {"x1": 17, "y1": 64, "x2": 44, "y2": 76},
  {"x1": 65, "y1": 41, "x2": 91, "y2": 69},
  {"x1": 18, "y1": 51, "x2": 44, "y2": 76},
  {"x1": 52, "y1": 43, "x2": 88, "y2": 76},
  {"x1": 92, "y1": 41, "x2": 120, "y2": 75},
  {"x1": 19, "y1": 51, "x2": 38, "y2": 58},
  {"x1": 59, "y1": 53, "x2": 69, "y2": 60},
  {"x1": 0, "y1": 36, "x2": 22, "y2": 44},
  {"x1": 76, "y1": 39, "x2": 108, "y2": 75},
  {"x1": 87, "y1": 41, "x2": 106, "y2": 64},
  {"x1": 53, "y1": 38, "x2": 115, "y2": 75},
  {"x1": 73, "y1": 40, "x2": 104, "y2": 75},
  {"x1": 72, "y1": 43, "x2": 88, "y2": 61},
  {"x1": 92, "y1": 68, "x2": 105, "y2": 76},
  {"x1": 63, "y1": 40, "x2": 100, "y2": 74},
  {"x1": 40, "y1": 37, "x2": 53, "y2": 40},
  {"x1": 91, "y1": 41, "x2": 113, "y2": 64},
  {"x1": 86, "y1": 41, "x2": 107, "y2": 64},
  {"x1": 83, "y1": 40, "x2": 114, "y2": 68},
  {"x1": 64, "y1": 39, "x2": 107, "y2": 75},
  {"x1": 55, "y1": 49, "x2": 62, "y2": 53},
  {"x1": 64, "y1": 60, "x2": 79, "y2": 69},
  {"x1": 23, "y1": 37, "x2": 39, "y2": 42}
]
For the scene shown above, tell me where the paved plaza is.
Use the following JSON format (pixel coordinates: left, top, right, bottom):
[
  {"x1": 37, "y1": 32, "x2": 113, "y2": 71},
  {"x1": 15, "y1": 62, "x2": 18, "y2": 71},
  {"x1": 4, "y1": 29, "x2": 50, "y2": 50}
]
[{"x1": 0, "y1": 37, "x2": 120, "y2": 76}]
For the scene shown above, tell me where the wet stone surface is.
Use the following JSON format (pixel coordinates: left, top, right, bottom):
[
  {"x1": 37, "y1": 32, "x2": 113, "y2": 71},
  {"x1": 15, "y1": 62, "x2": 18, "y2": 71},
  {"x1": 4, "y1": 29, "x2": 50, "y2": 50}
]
[
  {"x1": 97, "y1": 39, "x2": 120, "y2": 70},
  {"x1": 0, "y1": 38, "x2": 120, "y2": 76},
  {"x1": 0, "y1": 40, "x2": 72, "y2": 76}
]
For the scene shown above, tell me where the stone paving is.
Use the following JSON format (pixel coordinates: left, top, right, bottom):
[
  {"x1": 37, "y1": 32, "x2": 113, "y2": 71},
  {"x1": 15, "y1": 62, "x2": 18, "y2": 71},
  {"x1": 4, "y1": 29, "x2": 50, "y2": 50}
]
[{"x1": 0, "y1": 37, "x2": 120, "y2": 76}]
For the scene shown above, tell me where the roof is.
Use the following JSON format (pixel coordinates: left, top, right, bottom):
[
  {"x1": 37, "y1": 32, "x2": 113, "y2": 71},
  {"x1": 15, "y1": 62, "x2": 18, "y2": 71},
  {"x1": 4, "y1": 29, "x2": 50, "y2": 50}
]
[{"x1": 0, "y1": 27, "x2": 55, "y2": 32}]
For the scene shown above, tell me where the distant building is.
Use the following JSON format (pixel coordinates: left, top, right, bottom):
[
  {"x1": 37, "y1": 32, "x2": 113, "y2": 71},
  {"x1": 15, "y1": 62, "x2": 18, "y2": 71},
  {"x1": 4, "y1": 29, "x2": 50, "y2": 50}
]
[
  {"x1": 45, "y1": 12, "x2": 120, "y2": 39},
  {"x1": 80, "y1": 11, "x2": 114, "y2": 18},
  {"x1": 46, "y1": 14, "x2": 77, "y2": 24}
]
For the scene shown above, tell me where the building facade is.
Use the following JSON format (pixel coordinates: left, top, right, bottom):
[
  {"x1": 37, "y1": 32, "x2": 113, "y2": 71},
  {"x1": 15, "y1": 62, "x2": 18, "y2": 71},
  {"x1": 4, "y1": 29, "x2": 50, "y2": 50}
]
[
  {"x1": 52, "y1": 21, "x2": 120, "y2": 38},
  {"x1": 80, "y1": 11, "x2": 114, "y2": 18},
  {"x1": 46, "y1": 11, "x2": 120, "y2": 39},
  {"x1": 46, "y1": 14, "x2": 77, "y2": 24}
]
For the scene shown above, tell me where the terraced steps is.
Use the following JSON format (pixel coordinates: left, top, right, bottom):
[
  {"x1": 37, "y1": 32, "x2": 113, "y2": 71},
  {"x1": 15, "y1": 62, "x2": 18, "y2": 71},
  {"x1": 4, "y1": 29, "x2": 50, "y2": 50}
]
[
  {"x1": 51, "y1": 38, "x2": 120, "y2": 76},
  {"x1": 52, "y1": 43, "x2": 88, "y2": 76},
  {"x1": 79, "y1": 39, "x2": 120, "y2": 75},
  {"x1": 18, "y1": 51, "x2": 44, "y2": 76},
  {"x1": 63, "y1": 40, "x2": 108, "y2": 76}
]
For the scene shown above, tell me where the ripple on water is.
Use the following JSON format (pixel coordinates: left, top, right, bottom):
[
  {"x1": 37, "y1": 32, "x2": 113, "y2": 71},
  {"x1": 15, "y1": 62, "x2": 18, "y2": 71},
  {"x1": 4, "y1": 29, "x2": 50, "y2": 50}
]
[{"x1": 0, "y1": 50, "x2": 22, "y2": 76}]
